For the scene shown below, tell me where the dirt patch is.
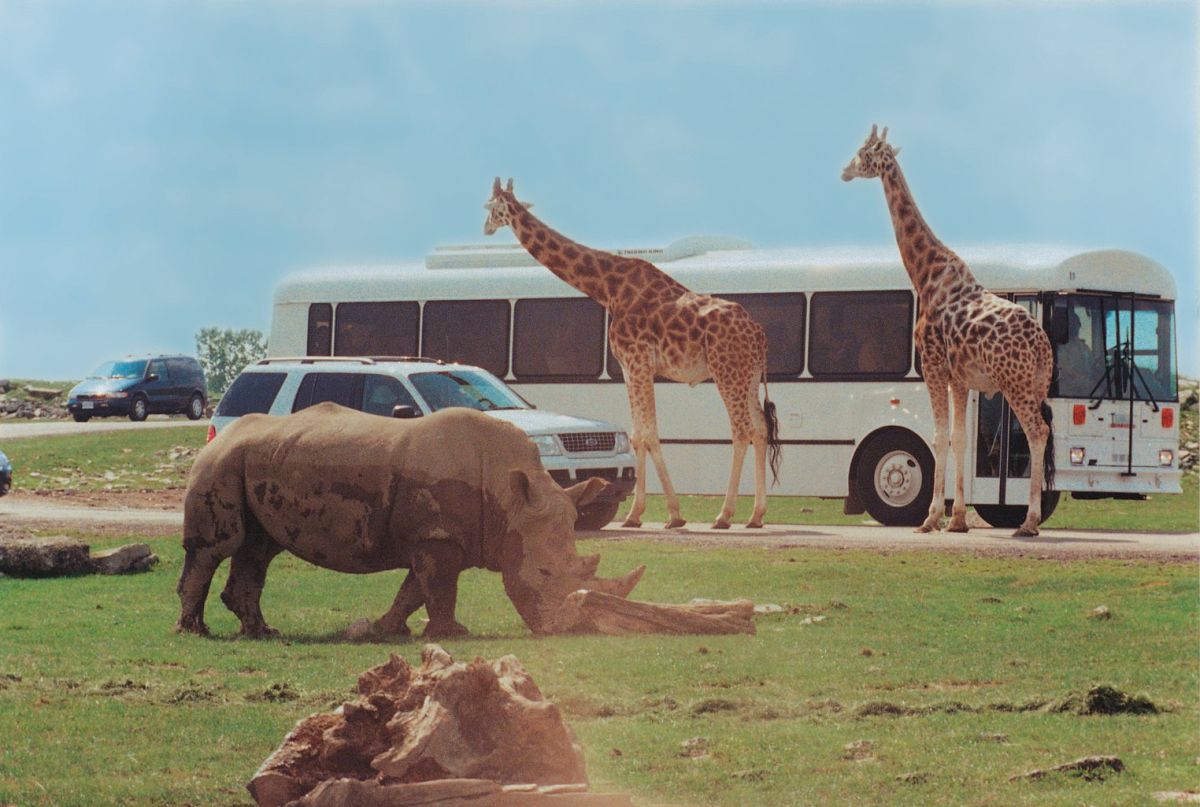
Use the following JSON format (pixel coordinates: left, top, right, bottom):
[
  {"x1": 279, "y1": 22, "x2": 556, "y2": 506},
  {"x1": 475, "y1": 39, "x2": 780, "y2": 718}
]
[{"x1": 9, "y1": 488, "x2": 184, "y2": 510}]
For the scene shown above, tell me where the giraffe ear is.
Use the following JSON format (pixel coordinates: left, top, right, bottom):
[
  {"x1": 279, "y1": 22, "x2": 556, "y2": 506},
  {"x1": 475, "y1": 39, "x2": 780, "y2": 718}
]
[
  {"x1": 522, "y1": 201, "x2": 534, "y2": 210},
  {"x1": 492, "y1": 177, "x2": 502, "y2": 195},
  {"x1": 891, "y1": 146, "x2": 902, "y2": 158}
]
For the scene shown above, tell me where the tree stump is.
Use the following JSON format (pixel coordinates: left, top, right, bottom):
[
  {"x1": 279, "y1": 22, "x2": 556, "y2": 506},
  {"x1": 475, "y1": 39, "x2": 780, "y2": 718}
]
[{"x1": 553, "y1": 591, "x2": 756, "y2": 635}]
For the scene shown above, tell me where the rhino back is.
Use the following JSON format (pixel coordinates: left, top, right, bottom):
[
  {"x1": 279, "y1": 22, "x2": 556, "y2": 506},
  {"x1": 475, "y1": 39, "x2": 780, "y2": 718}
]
[{"x1": 224, "y1": 404, "x2": 540, "y2": 573}]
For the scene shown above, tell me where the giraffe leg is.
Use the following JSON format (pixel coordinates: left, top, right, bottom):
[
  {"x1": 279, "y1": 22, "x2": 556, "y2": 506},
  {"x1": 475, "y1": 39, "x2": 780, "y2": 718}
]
[
  {"x1": 620, "y1": 366, "x2": 685, "y2": 528},
  {"x1": 711, "y1": 354, "x2": 765, "y2": 529},
  {"x1": 747, "y1": 432, "x2": 768, "y2": 528},
  {"x1": 917, "y1": 372, "x2": 950, "y2": 533},
  {"x1": 1010, "y1": 398, "x2": 1050, "y2": 538},
  {"x1": 946, "y1": 384, "x2": 970, "y2": 533},
  {"x1": 713, "y1": 439, "x2": 749, "y2": 529}
]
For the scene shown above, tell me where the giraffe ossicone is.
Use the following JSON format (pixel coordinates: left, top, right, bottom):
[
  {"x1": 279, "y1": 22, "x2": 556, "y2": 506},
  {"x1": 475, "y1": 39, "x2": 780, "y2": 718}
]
[
  {"x1": 484, "y1": 178, "x2": 782, "y2": 530},
  {"x1": 842, "y1": 126, "x2": 1055, "y2": 537}
]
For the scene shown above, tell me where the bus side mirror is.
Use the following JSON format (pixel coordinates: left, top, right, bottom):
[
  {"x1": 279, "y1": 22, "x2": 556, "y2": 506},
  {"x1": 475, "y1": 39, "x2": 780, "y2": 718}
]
[
  {"x1": 392, "y1": 405, "x2": 420, "y2": 419},
  {"x1": 1049, "y1": 307, "x2": 1070, "y2": 345}
]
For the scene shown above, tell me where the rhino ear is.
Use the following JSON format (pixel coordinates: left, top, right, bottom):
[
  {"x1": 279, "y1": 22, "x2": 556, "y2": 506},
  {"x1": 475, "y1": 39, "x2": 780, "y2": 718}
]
[
  {"x1": 565, "y1": 477, "x2": 608, "y2": 509},
  {"x1": 509, "y1": 468, "x2": 541, "y2": 507}
]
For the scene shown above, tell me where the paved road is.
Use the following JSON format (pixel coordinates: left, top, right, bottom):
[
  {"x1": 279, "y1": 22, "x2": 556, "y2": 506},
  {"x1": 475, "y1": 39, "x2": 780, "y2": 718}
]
[
  {"x1": 1, "y1": 496, "x2": 1194, "y2": 557},
  {"x1": 0, "y1": 418, "x2": 209, "y2": 441}
]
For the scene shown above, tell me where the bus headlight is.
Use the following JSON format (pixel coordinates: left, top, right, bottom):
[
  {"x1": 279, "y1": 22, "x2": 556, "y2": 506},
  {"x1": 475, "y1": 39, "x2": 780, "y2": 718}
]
[
  {"x1": 615, "y1": 432, "x2": 631, "y2": 454},
  {"x1": 1069, "y1": 447, "x2": 1086, "y2": 465},
  {"x1": 1159, "y1": 449, "x2": 1174, "y2": 467},
  {"x1": 531, "y1": 435, "x2": 561, "y2": 457}
]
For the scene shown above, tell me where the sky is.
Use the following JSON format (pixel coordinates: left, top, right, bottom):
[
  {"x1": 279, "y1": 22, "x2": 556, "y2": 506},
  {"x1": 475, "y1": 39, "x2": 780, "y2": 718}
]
[{"x1": 1, "y1": 1, "x2": 1196, "y2": 380}]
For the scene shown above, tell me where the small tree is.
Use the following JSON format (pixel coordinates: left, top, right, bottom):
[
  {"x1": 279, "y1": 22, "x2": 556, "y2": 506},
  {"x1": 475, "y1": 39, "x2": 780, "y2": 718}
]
[{"x1": 195, "y1": 327, "x2": 268, "y2": 395}]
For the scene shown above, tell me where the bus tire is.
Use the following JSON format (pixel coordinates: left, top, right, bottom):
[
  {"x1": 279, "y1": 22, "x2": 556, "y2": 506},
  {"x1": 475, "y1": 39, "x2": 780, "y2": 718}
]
[
  {"x1": 974, "y1": 491, "x2": 1061, "y2": 529},
  {"x1": 854, "y1": 430, "x2": 935, "y2": 527},
  {"x1": 575, "y1": 500, "x2": 622, "y2": 531}
]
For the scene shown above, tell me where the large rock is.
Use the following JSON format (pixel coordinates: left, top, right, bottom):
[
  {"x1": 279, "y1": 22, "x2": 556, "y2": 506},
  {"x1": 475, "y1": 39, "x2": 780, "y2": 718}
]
[
  {"x1": 0, "y1": 536, "x2": 94, "y2": 576},
  {"x1": 248, "y1": 646, "x2": 593, "y2": 807}
]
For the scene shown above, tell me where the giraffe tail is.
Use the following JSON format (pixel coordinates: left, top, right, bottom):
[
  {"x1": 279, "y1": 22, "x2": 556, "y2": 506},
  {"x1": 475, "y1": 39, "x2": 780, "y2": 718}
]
[
  {"x1": 1040, "y1": 401, "x2": 1056, "y2": 491},
  {"x1": 763, "y1": 375, "x2": 781, "y2": 485}
]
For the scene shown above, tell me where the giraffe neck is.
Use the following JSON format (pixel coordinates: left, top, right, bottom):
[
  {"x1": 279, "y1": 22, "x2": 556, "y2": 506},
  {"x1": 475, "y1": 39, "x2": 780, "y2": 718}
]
[
  {"x1": 878, "y1": 155, "x2": 979, "y2": 303},
  {"x1": 503, "y1": 195, "x2": 617, "y2": 306}
]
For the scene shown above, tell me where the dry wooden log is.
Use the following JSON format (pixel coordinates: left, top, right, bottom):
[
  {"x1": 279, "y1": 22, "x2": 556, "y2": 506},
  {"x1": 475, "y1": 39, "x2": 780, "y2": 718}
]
[{"x1": 555, "y1": 590, "x2": 756, "y2": 636}]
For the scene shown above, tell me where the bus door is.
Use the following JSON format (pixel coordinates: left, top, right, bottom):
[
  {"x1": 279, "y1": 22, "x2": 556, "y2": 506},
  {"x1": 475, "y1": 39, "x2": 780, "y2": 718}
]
[{"x1": 969, "y1": 295, "x2": 1038, "y2": 507}]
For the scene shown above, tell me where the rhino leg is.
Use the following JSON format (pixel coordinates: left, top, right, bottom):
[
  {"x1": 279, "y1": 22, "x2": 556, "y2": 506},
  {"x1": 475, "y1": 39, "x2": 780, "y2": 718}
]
[
  {"x1": 412, "y1": 541, "x2": 470, "y2": 638},
  {"x1": 372, "y1": 571, "x2": 421, "y2": 637},
  {"x1": 175, "y1": 549, "x2": 224, "y2": 636},
  {"x1": 219, "y1": 525, "x2": 285, "y2": 639}
]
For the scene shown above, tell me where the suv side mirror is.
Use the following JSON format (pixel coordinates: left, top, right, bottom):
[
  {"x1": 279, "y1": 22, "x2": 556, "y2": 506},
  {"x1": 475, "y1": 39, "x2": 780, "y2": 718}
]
[
  {"x1": 1049, "y1": 306, "x2": 1070, "y2": 345},
  {"x1": 392, "y1": 405, "x2": 420, "y2": 419}
]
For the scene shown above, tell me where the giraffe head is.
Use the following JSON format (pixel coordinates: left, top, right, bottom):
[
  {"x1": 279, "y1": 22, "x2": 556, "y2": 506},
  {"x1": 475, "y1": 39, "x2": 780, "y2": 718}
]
[
  {"x1": 841, "y1": 124, "x2": 901, "y2": 182},
  {"x1": 483, "y1": 177, "x2": 533, "y2": 235}
]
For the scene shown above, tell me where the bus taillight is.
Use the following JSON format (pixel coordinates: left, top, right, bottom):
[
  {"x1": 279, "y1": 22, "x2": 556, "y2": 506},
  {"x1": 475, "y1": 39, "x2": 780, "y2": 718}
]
[
  {"x1": 1072, "y1": 404, "x2": 1086, "y2": 426},
  {"x1": 1161, "y1": 408, "x2": 1174, "y2": 429}
]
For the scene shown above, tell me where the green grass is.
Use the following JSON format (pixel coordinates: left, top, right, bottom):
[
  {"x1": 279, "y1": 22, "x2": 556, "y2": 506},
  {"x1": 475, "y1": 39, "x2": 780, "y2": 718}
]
[
  {"x1": 0, "y1": 427, "x2": 208, "y2": 491},
  {"x1": 0, "y1": 536, "x2": 1195, "y2": 806}
]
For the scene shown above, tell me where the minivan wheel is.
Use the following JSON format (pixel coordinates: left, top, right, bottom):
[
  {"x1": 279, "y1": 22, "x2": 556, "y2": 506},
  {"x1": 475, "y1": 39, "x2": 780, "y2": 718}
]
[
  {"x1": 575, "y1": 500, "x2": 622, "y2": 531},
  {"x1": 187, "y1": 394, "x2": 204, "y2": 420},
  {"x1": 854, "y1": 430, "x2": 935, "y2": 527},
  {"x1": 72, "y1": 412, "x2": 91, "y2": 423},
  {"x1": 129, "y1": 396, "x2": 149, "y2": 422}
]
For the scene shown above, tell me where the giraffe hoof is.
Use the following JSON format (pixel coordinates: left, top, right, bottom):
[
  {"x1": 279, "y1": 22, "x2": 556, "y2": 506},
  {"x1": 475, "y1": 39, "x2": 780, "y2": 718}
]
[
  {"x1": 711, "y1": 520, "x2": 731, "y2": 530},
  {"x1": 621, "y1": 519, "x2": 642, "y2": 529},
  {"x1": 666, "y1": 518, "x2": 688, "y2": 529},
  {"x1": 1012, "y1": 527, "x2": 1039, "y2": 538},
  {"x1": 914, "y1": 524, "x2": 937, "y2": 534},
  {"x1": 946, "y1": 520, "x2": 969, "y2": 534},
  {"x1": 744, "y1": 521, "x2": 764, "y2": 529}
]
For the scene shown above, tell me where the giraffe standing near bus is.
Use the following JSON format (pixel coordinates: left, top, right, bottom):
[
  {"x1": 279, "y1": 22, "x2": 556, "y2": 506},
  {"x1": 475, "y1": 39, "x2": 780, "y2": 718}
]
[
  {"x1": 841, "y1": 125, "x2": 1055, "y2": 537},
  {"x1": 483, "y1": 178, "x2": 781, "y2": 529}
]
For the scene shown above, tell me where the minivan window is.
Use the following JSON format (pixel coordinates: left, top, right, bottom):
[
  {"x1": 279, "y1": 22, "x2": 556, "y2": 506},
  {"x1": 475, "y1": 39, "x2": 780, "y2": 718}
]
[
  {"x1": 89, "y1": 360, "x2": 147, "y2": 380},
  {"x1": 216, "y1": 372, "x2": 287, "y2": 416},
  {"x1": 147, "y1": 360, "x2": 169, "y2": 382},
  {"x1": 292, "y1": 372, "x2": 360, "y2": 412}
]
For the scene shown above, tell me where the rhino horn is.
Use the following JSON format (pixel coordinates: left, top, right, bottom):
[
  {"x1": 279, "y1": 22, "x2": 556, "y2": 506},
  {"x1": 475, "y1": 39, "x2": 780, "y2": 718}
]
[
  {"x1": 578, "y1": 553, "x2": 601, "y2": 578},
  {"x1": 588, "y1": 565, "x2": 645, "y2": 599}
]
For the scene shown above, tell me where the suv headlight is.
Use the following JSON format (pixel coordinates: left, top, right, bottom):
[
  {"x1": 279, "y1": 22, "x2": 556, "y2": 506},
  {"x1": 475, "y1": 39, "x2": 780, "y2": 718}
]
[
  {"x1": 531, "y1": 435, "x2": 561, "y2": 457},
  {"x1": 615, "y1": 432, "x2": 631, "y2": 454}
]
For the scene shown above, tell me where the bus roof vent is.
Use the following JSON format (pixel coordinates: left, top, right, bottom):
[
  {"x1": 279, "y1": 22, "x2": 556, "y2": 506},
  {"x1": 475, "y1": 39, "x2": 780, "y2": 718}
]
[{"x1": 425, "y1": 235, "x2": 753, "y2": 270}]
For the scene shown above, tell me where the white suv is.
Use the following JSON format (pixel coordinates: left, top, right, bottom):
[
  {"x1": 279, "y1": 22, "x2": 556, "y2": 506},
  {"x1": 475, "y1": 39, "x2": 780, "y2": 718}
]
[{"x1": 209, "y1": 357, "x2": 635, "y2": 529}]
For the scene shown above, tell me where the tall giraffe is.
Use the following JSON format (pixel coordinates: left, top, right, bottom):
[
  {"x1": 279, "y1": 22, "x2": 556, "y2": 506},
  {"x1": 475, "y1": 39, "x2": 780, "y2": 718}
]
[
  {"x1": 841, "y1": 126, "x2": 1055, "y2": 537},
  {"x1": 483, "y1": 178, "x2": 781, "y2": 529}
]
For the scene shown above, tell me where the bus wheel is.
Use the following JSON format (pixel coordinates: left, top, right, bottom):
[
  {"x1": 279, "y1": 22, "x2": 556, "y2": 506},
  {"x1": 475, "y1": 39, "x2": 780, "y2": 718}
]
[
  {"x1": 974, "y1": 491, "x2": 1061, "y2": 529},
  {"x1": 855, "y1": 430, "x2": 934, "y2": 527},
  {"x1": 575, "y1": 500, "x2": 622, "y2": 531}
]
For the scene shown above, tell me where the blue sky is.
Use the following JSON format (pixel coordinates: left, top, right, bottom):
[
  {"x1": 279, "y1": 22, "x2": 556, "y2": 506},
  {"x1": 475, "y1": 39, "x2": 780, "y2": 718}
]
[{"x1": 1, "y1": 1, "x2": 1195, "y2": 379}]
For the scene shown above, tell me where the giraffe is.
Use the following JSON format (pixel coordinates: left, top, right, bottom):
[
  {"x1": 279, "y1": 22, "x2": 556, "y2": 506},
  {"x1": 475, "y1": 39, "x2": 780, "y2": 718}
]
[
  {"x1": 483, "y1": 178, "x2": 781, "y2": 529},
  {"x1": 841, "y1": 126, "x2": 1055, "y2": 537}
]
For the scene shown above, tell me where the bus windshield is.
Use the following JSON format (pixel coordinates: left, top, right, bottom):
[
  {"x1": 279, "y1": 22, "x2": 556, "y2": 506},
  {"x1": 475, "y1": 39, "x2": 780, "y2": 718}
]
[
  {"x1": 409, "y1": 370, "x2": 528, "y2": 413},
  {"x1": 1055, "y1": 295, "x2": 1176, "y2": 402}
]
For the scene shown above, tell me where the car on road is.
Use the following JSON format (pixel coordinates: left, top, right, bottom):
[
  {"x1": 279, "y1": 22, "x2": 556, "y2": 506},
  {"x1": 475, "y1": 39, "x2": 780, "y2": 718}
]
[
  {"x1": 67, "y1": 355, "x2": 208, "y2": 423},
  {"x1": 0, "y1": 448, "x2": 11, "y2": 496},
  {"x1": 211, "y1": 356, "x2": 636, "y2": 530}
]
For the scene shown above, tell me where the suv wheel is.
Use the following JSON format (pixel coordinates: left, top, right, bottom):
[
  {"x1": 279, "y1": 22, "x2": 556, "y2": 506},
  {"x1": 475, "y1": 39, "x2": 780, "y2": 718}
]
[
  {"x1": 575, "y1": 500, "x2": 622, "y2": 531},
  {"x1": 854, "y1": 430, "x2": 935, "y2": 527},
  {"x1": 187, "y1": 394, "x2": 205, "y2": 420},
  {"x1": 129, "y1": 396, "x2": 149, "y2": 422}
]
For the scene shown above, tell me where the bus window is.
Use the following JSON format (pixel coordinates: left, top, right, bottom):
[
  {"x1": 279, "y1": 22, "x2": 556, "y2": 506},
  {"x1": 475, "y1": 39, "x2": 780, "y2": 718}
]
[
  {"x1": 513, "y1": 298, "x2": 605, "y2": 380},
  {"x1": 334, "y1": 302, "x2": 419, "y2": 357},
  {"x1": 422, "y1": 300, "x2": 510, "y2": 377},
  {"x1": 723, "y1": 293, "x2": 806, "y2": 377},
  {"x1": 307, "y1": 303, "x2": 333, "y2": 356},
  {"x1": 808, "y1": 291, "x2": 913, "y2": 377}
]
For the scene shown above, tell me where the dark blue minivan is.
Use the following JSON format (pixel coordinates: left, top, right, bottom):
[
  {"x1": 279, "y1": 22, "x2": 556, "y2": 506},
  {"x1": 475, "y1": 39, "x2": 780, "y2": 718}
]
[{"x1": 67, "y1": 354, "x2": 208, "y2": 422}]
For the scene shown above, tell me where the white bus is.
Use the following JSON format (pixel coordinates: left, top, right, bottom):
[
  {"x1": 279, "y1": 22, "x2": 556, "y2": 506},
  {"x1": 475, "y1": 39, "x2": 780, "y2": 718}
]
[{"x1": 269, "y1": 237, "x2": 1181, "y2": 528}]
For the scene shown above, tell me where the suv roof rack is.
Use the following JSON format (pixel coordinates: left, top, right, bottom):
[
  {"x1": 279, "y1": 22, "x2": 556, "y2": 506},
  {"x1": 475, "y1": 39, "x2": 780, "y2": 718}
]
[{"x1": 256, "y1": 355, "x2": 448, "y2": 366}]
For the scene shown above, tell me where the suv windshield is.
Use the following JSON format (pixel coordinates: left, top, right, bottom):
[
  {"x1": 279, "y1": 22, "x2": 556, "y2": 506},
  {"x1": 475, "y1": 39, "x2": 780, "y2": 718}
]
[
  {"x1": 409, "y1": 370, "x2": 527, "y2": 413},
  {"x1": 1055, "y1": 295, "x2": 1176, "y2": 402},
  {"x1": 88, "y1": 360, "x2": 147, "y2": 380}
]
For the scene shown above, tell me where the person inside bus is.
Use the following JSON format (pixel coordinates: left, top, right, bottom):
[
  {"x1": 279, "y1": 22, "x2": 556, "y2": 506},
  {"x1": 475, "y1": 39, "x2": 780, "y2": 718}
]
[{"x1": 1056, "y1": 308, "x2": 1105, "y2": 396}]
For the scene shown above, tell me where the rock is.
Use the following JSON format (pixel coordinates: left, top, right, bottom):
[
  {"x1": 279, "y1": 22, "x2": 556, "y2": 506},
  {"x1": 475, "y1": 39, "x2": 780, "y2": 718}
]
[
  {"x1": 553, "y1": 591, "x2": 756, "y2": 635},
  {"x1": 0, "y1": 379, "x2": 9, "y2": 393},
  {"x1": 248, "y1": 646, "x2": 592, "y2": 807},
  {"x1": 24, "y1": 386, "x2": 63, "y2": 400},
  {"x1": 91, "y1": 544, "x2": 158, "y2": 575},
  {"x1": 753, "y1": 603, "x2": 783, "y2": 615},
  {"x1": 1153, "y1": 792, "x2": 1200, "y2": 803},
  {"x1": 1091, "y1": 605, "x2": 1112, "y2": 620},
  {"x1": 1009, "y1": 755, "x2": 1124, "y2": 782},
  {"x1": 843, "y1": 740, "x2": 874, "y2": 761},
  {"x1": 0, "y1": 536, "x2": 94, "y2": 577},
  {"x1": 679, "y1": 737, "x2": 709, "y2": 759},
  {"x1": 896, "y1": 771, "x2": 929, "y2": 784}
]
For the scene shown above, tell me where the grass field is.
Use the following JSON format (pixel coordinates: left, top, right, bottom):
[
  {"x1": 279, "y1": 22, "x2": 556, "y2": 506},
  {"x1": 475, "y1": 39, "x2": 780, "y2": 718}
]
[
  {"x1": 2, "y1": 424, "x2": 1196, "y2": 532},
  {"x1": 0, "y1": 535, "x2": 1196, "y2": 806}
]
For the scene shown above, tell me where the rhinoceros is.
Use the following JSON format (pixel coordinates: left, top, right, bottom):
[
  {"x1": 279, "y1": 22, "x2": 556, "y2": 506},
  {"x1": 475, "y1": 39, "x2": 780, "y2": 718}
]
[{"x1": 175, "y1": 403, "x2": 644, "y2": 638}]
